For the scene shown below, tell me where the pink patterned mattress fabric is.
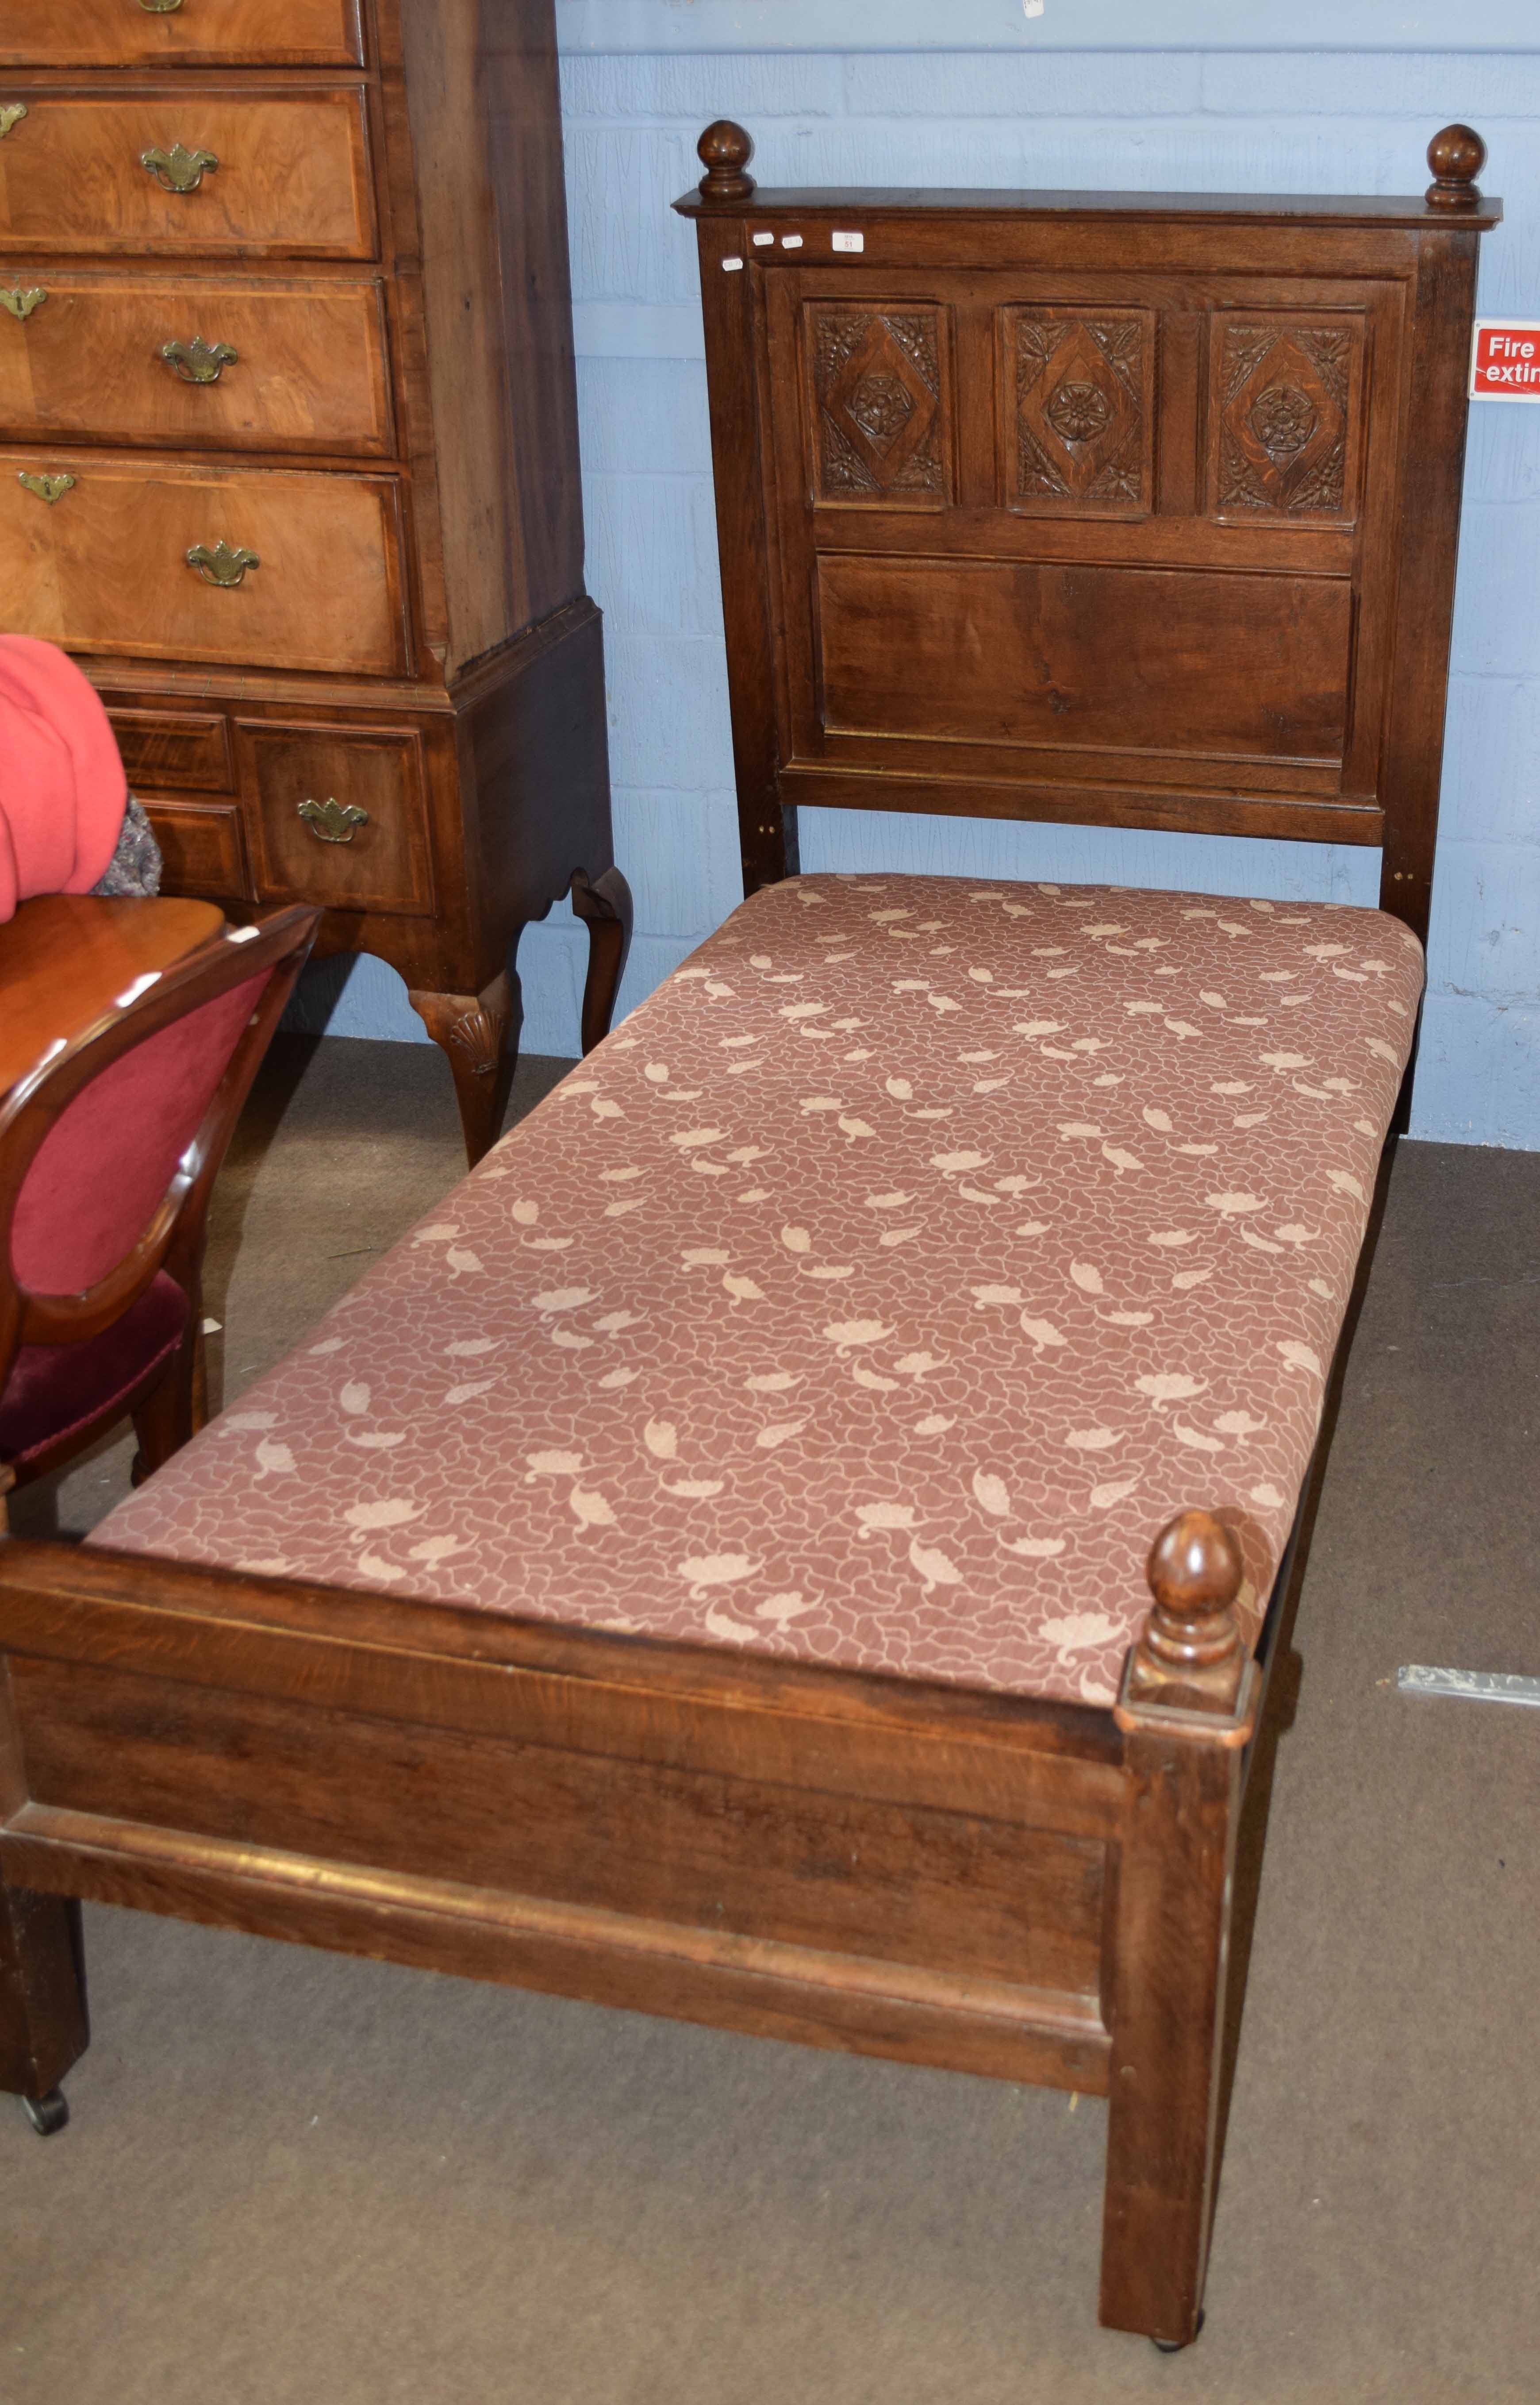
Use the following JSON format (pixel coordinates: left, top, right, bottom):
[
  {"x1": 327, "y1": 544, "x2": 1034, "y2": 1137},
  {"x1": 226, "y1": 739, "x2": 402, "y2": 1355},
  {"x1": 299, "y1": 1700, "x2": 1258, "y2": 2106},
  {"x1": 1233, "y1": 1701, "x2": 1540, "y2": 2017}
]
[{"x1": 95, "y1": 875, "x2": 1423, "y2": 1709}]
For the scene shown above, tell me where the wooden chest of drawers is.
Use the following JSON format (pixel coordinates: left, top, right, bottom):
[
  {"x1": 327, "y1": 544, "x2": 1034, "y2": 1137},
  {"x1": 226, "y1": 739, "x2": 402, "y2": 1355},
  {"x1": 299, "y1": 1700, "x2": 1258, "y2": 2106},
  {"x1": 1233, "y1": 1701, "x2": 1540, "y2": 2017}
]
[{"x1": 0, "y1": 0, "x2": 627, "y2": 1162}]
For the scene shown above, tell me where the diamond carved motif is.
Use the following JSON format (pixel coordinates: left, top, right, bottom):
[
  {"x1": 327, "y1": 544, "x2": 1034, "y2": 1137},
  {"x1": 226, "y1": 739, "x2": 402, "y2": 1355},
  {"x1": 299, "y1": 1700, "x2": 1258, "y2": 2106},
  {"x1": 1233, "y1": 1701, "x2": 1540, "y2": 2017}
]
[
  {"x1": 1214, "y1": 318, "x2": 1362, "y2": 520},
  {"x1": 1008, "y1": 307, "x2": 1153, "y2": 518},
  {"x1": 809, "y1": 305, "x2": 948, "y2": 504}
]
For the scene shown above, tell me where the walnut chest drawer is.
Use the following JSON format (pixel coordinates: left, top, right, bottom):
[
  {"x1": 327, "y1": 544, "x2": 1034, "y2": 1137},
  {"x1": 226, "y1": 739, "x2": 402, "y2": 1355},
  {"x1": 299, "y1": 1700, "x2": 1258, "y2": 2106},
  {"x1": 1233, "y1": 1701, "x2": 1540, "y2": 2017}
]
[
  {"x1": 0, "y1": 89, "x2": 374, "y2": 255},
  {"x1": 0, "y1": 272, "x2": 392, "y2": 453},
  {"x1": 138, "y1": 796, "x2": 250, "y2": 902},
  {"x1": 108, "y1": 708, "x2": 233, "y2": 793},
  {"x1": 127, "y1": 716, "x2": 433, "y2": 922},
  {"x1": 0, "y1": 0, "x2": 622, "y2": 1173},
  {"x1": 0, "y1": 0, "x2": 365, "y2": 69},
  {"x1": 239, "y1": 723, "x2": 434, "y2": 916},
  {"x1": 2, "y1": 453, "x2": 407, "y2": 674}
]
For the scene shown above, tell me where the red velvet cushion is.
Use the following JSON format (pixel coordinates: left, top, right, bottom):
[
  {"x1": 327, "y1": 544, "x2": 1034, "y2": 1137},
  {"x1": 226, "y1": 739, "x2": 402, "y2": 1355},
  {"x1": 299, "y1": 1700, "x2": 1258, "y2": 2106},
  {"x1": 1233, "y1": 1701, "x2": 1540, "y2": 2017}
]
[
  {"x1": 0, "y1": 1270, "x2": 188, "y2": 1467},
  {"x1": 10, "y1": 972, "x2": 266, "y2": 1296}
]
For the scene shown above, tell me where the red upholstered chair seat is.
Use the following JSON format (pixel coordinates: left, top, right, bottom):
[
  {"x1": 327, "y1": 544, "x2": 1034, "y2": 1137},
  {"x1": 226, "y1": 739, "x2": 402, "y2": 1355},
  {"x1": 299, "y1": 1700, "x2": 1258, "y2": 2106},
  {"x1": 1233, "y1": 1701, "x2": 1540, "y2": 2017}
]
[
  {"x1": 10, "y1": 980, "x2": 266, "y2": 1297},
  {"x1": 0, "y1": 1272, "x2": 188, "y2": 1469},
  {"x1": 1, "y1": 903, "x2": 319, "y2": 1497}
]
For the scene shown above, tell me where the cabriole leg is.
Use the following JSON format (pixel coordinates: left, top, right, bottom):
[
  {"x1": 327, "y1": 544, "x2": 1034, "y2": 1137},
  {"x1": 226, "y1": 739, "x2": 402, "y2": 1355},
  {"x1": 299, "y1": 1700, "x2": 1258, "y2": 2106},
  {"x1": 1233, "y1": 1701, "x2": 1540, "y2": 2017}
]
[
  {"x1": 408, "y1": 970, "x2": 517, "y2": 1170},
  {"x1": 570, "y1": 866, "x2": 634, "y2": 1054},
  {"x1": 1099, "y1": 1511, "x2": 1257, "y2": 2348}
]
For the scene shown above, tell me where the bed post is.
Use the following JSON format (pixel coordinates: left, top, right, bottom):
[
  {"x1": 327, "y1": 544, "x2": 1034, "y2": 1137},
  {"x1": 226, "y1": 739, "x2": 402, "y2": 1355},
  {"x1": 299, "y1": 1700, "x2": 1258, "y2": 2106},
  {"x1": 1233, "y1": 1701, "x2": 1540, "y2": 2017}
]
[
  {"x1": 1099, "y1": 1511, "x2": 1258, "y2": 2349},
  {"x1": 0, "y1": 1664, "x2": 87, "y2": 2132},
  {"x1": 689, "y1": 121, "x2": 797, "y2": 897}
]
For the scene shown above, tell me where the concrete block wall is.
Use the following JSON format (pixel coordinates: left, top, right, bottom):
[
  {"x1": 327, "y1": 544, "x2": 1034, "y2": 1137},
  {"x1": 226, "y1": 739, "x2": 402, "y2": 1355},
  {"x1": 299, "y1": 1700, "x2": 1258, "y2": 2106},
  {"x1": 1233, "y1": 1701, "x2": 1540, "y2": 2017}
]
[{"x1": 299, "y1": 16, "x2": 1540, "y2": 1147}]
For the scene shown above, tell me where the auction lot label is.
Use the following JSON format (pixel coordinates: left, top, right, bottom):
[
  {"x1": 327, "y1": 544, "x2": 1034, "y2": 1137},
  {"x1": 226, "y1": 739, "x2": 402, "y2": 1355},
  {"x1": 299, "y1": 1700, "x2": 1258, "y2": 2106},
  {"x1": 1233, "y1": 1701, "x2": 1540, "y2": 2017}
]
[{"x1": 1471, "y1": 320, "x2": 1540, "y2": 402}]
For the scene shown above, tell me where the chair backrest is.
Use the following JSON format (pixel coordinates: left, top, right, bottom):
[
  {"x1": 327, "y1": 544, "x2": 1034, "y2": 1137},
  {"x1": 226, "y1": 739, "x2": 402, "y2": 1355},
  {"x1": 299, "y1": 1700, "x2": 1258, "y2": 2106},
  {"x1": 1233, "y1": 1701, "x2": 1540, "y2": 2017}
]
[{"x1": 0, "y1": 906, "x2": 319, "y2": 1365}]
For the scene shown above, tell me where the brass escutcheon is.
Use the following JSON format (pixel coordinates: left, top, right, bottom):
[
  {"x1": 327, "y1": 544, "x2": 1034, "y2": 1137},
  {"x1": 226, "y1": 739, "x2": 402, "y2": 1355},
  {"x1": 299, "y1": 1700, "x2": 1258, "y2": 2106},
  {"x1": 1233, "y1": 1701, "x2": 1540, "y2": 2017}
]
[
  {"x1": 0, "y1": 102, "x2": 27, "y2": 141},
  {"x1": 162, "y1": 335, "x2": 238, "y2": 385},
  {"x1": 186, "y1": 539, "x2": 258, "y2": 587},
  {"x1": 297, "y1": 797, "x2": 369, "y2": 845},
  {"x1": 0, "y1": 286, "x2": 46, "y2": 323},
  {"x1": 141, "y1": 142, "x2": 218, "y2": 194},
  {"x1": 18, "y1": 470, "x2": 74, "y2": 505}
]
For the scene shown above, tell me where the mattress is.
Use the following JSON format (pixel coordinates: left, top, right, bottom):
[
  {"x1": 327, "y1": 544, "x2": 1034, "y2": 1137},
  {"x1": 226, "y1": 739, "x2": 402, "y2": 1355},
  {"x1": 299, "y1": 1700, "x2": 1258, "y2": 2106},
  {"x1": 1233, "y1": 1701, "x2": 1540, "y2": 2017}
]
[{"x1": 93, "y1": 873, "x2": 1424, "y2": 1707}]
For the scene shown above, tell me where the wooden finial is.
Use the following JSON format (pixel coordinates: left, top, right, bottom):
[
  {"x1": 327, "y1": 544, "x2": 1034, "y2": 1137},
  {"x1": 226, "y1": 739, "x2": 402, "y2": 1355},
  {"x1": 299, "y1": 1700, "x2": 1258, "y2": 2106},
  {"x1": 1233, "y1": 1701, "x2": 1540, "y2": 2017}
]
[
  {"x1": 1124, "y1": 1510, "x2": 1246, "y2": 1716},
  {"x1": 1425, "y1": 123, "x2": 1486, "y2": 210},
  {"x1": 697, "y1": 119, "x2": 755, "y2": 204}
]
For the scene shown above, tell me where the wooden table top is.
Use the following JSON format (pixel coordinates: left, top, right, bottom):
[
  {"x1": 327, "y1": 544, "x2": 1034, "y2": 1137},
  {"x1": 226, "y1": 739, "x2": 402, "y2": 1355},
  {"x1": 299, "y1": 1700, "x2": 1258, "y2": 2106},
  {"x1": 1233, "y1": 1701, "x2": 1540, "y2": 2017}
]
[{"x1": 0, "y1": 893, "x2": 225, "y2": 1101}]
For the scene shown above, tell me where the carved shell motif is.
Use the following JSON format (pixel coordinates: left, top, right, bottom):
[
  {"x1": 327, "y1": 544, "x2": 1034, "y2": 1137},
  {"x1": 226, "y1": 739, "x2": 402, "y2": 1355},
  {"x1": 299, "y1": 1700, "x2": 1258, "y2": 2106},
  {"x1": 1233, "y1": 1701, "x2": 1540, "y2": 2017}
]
[{"x1": 445, "y1": 1008, "x2": 504, "y2": 1077}]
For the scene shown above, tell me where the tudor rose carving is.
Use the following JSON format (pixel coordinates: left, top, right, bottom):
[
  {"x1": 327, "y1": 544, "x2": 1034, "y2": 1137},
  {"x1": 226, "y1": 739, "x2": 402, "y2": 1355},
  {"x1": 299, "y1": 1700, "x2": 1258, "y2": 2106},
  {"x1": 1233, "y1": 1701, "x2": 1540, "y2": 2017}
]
[
  {"x1": 1214, "y1": 316, "x2": 1362, "y2": 520},
  {"x1": 1008, "y1": 307, "x2": 1153, "y2": 516},
  {"x1": 808, "y1": 304, "x2": 948, "y2": 504}
]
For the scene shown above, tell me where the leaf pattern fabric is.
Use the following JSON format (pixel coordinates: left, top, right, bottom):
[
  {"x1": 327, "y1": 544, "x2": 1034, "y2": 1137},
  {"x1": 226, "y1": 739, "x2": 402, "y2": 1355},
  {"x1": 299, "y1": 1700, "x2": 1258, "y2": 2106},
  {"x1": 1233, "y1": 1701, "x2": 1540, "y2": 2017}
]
[{"x1": 94, "y1": 875, "x2": 1423, "y2": 1709}]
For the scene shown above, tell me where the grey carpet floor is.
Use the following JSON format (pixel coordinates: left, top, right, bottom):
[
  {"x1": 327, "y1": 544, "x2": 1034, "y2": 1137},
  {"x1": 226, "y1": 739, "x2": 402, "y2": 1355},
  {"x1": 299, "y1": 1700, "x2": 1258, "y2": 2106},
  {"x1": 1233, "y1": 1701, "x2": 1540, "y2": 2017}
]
[{"x1": 4, "y1": 1037, "x2": 1537, "y2": 2405}]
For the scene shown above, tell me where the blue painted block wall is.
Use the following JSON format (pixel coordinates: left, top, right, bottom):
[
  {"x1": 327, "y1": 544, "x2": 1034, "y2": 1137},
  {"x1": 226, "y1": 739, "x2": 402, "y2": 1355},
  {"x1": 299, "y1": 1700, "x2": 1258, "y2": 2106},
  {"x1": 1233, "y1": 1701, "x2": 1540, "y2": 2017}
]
[{"x1": 299, "y1": 19, "x2": 1540, "y2": 1149}]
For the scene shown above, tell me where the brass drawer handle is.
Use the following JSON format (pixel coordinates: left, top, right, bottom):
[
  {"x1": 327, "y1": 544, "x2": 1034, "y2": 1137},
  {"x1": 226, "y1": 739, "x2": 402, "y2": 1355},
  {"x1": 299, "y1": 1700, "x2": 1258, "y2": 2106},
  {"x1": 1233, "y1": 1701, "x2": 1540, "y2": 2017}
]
[
  {"x1": 141, "y1": 142, "x2": 218, "y2": 194},
  {"x1": 0, "y1": 285, "x2": 46, "y2": 322},
  {"x1": 0, "y1": 102, "x2": 27, "y2": 140},
  {"x1": 187, "y1": 539, "x2": 258, "y2": 587},
  {"x1": 162, "y1": 335, "x2": 237, "y2": 385},
  {"x1": 298, "y1": 797, "x2": 369, "y2": 844},
  {"x1": 18, "y1": 469, "x2": 74, "y2": 505},
  {"x1": 140, "y1": 0, "x2": 185, "y2": 12}
]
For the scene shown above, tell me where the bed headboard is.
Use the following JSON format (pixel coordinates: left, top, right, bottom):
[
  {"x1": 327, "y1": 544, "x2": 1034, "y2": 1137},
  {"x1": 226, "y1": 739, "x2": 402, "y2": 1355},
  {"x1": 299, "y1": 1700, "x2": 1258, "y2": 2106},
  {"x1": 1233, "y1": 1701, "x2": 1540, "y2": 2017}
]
[{"x1": 675, "y1": 124, "x2": 1499, "y2": 946}]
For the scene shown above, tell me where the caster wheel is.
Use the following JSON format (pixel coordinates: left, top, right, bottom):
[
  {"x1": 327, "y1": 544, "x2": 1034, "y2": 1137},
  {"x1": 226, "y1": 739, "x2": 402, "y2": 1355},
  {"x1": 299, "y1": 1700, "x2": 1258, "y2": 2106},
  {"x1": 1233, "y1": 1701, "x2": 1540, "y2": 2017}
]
[
  {"x1": 22, "y1": 2089, "x2": 68, "y2": 2137},
  {"x1": 1152, "y1": 2312, "x2": 1204, "y2": 2354}
]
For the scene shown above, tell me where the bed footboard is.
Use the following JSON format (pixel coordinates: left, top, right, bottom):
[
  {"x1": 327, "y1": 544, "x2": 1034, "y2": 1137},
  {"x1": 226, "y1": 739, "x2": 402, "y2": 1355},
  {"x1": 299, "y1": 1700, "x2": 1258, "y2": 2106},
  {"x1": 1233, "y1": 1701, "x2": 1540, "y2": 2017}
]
[{"x1": 0, "y1": 1522, "x2": 1256, "y2": 2348}]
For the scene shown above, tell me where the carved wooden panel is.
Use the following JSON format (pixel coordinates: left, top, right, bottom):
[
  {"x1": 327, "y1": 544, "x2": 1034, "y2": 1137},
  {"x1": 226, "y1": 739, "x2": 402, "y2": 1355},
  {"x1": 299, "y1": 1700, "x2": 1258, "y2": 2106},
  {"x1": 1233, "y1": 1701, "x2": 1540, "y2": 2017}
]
[
  {"x1": 1210, "y1": 313, "x2": 1366, "y2": 523},
  {"x1": 804, "y1": 302, "x2": 951, "y2": 506},
  {"x1": 815, "y1": 556, "x2": 1350, "y2": 763},
  {"x1": 1002, "y1": 306, "x2": 1154, "y2": 518}
]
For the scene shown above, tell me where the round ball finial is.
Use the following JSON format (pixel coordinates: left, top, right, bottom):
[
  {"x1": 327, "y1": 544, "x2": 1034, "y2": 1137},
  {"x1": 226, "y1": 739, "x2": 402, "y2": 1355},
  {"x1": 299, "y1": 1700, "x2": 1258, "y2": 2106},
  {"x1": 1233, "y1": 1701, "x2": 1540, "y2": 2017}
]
[
  {"x1": 1140, "y1": 1508, "x2": 1245, "y2": 1682},
  {"x1": 1425, "y1": 123, "x2": 1486, "y2": 209},
  {"x1": 1147, "y1": 1509, "x2": 1244, "y2": 1623},
  {"x1": 698, "y1": 119, "x2": 756, "y2": 204}
]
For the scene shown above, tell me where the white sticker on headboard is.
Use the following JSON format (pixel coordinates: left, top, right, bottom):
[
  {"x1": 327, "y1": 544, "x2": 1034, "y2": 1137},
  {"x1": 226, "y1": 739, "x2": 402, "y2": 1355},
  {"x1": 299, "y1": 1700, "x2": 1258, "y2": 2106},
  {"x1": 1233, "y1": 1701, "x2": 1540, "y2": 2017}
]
[
  {"x1": 781, "y1": 233, "x2": 803, "y2": 249},
  {"x1": 831, "y1": 231, "x2": 864, "y2": 254},
  {"x1": 751, "y1": 231, "x2": 774, "y2": 246}
]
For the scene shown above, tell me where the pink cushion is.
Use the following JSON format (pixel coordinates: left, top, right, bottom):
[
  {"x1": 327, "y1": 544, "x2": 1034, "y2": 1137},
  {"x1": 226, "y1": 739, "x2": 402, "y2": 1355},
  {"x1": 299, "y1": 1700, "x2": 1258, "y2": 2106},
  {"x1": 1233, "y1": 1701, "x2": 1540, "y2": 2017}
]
[
  {"x1": 92, "y1": 875, "x2": 1423, "y2": 1709},
  {"x1": 0, "y1": 1270, "x2": 188, "y2": 1467},
  {"x1": 11, "y1": 973, "x2": 266, "y2": 1297},
  {"x1": 0, "y1": 636, "x2": 127, "y2": 922}
]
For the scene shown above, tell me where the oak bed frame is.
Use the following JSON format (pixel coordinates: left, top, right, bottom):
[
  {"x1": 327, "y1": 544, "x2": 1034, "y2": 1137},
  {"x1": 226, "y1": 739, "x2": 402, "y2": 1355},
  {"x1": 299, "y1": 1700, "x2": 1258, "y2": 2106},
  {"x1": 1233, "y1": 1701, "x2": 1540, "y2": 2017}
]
[{"x1": 0, "y1": 127, "x2": 1497, "y2": 2351}]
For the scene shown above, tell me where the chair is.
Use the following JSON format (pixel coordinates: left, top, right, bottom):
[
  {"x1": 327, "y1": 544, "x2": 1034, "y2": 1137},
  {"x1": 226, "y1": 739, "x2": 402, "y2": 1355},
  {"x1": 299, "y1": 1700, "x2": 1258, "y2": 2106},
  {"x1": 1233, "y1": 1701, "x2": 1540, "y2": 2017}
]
[{"x1": 0, "y1": 907, "x2": 320, "y2": 1520}]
